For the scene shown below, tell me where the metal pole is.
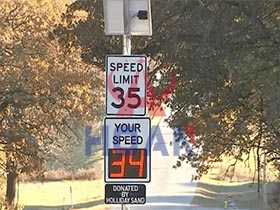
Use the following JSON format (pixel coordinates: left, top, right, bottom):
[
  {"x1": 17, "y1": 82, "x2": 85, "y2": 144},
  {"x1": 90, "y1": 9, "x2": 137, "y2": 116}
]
[
  {"x1": 123, "y1": 0, "x2": 131, "y2": 55},
  {"x1": 121, "y1": 204, "x2": 128, "y2": 210},
  {"x1": 263, "y1": 150, "x2": 268, "y2": 209},
  {"x1": 122, "y1": 0, "x2": 130, "y2": 209},
  {"x1": 123, "y1": 35, "x2": 131, "y2": 55},
  {"x1": 263, "y1": 149, "x2": 268, "y2": 209},
  {"x1": 70, "y1": 186, "x2": 73, "y2": 209},
  {"x1": 263, "y1": 150, "x2": 267, "y2": 182}
]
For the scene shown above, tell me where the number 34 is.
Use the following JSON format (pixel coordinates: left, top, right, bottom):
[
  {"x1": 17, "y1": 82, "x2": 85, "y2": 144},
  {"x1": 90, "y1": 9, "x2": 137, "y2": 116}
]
[{"x1": 110, "y1": 149, "x2": 145, "y2": 178}]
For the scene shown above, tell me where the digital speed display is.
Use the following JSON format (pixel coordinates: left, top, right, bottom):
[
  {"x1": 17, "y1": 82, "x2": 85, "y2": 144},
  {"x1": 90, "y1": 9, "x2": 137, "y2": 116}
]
[{"x1": 108, "y1": 149, "x2": 147, "y2": 179}]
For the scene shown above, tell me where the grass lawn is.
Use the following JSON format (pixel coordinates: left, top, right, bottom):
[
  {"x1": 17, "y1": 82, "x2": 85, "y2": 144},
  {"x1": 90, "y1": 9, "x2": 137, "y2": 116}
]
[{"x1": 18, "y1": 179, "x2": 109, "y2": 210}]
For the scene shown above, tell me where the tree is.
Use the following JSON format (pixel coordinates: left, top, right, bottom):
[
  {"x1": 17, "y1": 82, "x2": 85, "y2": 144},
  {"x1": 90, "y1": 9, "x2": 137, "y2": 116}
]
[
  {"x1": 0, "y1": 0, "x2": 104, "y2": 207},
  {"x1": 164, "y1": 0, "x2": 280, "y2": 179},
  {"x1": 53, "y1": 0, "x2": 280, "y2": 180}
]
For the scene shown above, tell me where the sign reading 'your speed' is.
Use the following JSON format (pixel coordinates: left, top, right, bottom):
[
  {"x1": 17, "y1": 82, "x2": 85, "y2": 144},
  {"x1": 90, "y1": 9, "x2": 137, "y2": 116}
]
[{"x1": 106, "y1": 55, "x2": 147, "y2": 116}]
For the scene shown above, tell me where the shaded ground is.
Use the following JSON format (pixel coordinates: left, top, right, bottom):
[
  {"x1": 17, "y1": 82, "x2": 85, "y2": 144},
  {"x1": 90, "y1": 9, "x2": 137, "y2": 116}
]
[
  {"x1": 191, "y1": 181, "x2": 262, "y2": 210},
  {"x1": 190, "y1": 160, "x2": 265, "y2": 210},
  {"x1": 189, "y1": 153, "x2": 280, "y2": 210}
]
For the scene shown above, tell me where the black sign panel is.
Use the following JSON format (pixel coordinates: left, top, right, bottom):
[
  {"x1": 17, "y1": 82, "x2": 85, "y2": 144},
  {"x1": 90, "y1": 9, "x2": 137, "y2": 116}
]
[
  {"x1": 105, "y1": 184, "x2": 146, "y2": 204},
  {"x1": 108, "y1": 149, "x2": 147, "y2": 179}
]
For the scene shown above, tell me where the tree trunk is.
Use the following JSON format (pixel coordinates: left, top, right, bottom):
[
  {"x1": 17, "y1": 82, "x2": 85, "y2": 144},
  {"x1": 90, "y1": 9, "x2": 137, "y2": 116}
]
[{"x1": 5, "y1": 171, "x2": 17, "y2": 209}]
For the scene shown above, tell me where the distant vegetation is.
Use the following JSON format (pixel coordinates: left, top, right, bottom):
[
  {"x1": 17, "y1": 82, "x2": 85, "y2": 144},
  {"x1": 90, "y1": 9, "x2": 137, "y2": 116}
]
[{"x1": 20, "y1": 123, "x2": 103, "y2": 182}]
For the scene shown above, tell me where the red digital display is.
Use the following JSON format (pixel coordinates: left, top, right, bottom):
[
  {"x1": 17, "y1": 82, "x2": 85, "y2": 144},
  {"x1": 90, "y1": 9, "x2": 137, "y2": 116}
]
[{"x1": 108, "y1": 149, "x2": 147, "y2": 178}]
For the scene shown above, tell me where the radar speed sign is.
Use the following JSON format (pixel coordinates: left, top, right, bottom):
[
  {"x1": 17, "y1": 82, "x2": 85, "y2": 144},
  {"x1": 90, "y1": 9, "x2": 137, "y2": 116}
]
[{"x1": 104, "y1": 117, "x2": 151, "y2": 183}]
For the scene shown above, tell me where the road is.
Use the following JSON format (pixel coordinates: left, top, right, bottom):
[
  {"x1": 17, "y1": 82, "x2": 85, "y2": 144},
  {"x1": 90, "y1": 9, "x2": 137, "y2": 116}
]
[{"x1": 138, "y1": 122, "x2": 198, "y2": 209}]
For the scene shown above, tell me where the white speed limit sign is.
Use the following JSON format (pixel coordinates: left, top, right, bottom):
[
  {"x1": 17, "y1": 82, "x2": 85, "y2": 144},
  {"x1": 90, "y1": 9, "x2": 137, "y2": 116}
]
[{"x1": 106, "y1": 55, "x2": 147, "y2": 116}]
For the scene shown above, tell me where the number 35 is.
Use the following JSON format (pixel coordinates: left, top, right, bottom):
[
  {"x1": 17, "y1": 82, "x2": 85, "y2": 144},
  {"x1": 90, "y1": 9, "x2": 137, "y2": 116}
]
[{"x1": 111, "y1": 87, "x2": 141, "y2": 109}]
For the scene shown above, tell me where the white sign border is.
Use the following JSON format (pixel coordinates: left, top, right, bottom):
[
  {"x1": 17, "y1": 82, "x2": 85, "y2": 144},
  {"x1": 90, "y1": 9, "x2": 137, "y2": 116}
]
[{"x1": 105, "y1": 54, "x2": 147, "y2": 116}]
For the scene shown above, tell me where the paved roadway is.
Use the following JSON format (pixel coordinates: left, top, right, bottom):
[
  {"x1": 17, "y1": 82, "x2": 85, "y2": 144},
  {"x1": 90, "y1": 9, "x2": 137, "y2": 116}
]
[{"x1": 130, "y1": 122, "x2": 197, "y2": 209}]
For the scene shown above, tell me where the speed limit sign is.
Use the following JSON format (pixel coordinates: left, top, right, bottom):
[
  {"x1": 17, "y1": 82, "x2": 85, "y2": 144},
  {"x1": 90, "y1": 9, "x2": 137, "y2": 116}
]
[{"x1": 106, "y1": 55, "x2": 147, "y2": 116}]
